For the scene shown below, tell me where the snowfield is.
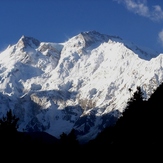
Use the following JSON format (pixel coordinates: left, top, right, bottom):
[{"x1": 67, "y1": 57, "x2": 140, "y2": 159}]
[{"x1": 0, "y1": 31, "x2": 162, "y2": 143}]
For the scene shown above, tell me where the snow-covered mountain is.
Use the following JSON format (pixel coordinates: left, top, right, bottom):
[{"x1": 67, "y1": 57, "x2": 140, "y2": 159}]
[{"x1": 0, "y1": 30, "x2": 162, "y2": 143}]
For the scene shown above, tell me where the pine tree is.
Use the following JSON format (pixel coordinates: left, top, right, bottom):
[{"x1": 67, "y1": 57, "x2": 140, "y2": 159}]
[
  {"x1": 147, "y1": 82, "x2": 163, "y2": 146},
  {"x1": 59, "y1": 129, "x2": 79, "y2": 149},
  {"x1": 0, "y1": 109, "x2": 19, "y2": 131},
  {"x1": 0, "y1": 109, "x2": 19, "y2": 145},
  {"x1": 112, "y1": 86, "x2": 145, "y2": 146}
]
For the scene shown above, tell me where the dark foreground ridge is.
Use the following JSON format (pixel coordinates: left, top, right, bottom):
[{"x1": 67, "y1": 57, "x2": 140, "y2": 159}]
[{"x1": 0, "y1": 83, "x2": 162, "y2": 160}]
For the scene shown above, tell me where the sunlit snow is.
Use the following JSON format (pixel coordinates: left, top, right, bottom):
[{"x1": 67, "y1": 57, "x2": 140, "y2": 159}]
[{"x1": 0, "y1": 31, "x2": 162, "y2": 143}]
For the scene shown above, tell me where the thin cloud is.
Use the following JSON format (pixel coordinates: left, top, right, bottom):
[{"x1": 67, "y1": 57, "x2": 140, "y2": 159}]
[
  {"x1": 158, "y1": 29, "x2": 163, "y2": 47},
  {"x1": 152, "y1": 5, "x2": 163, "y2": 21},
  {"x1": 114, "y1": 0, "x2": 163, "y2": 21}
]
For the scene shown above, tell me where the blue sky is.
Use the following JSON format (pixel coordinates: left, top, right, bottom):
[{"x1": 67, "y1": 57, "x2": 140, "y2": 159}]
[{"x1": 1, "y1": 0, "x2": 163, "y2": 53}]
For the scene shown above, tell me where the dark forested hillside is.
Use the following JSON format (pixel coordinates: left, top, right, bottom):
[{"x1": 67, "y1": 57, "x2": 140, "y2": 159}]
[
  {"x1": 87, "y1": 84, "x2": 163, "y2": 149},
  {"x1": 0, "y1": 83, "x2": 162, "y2": 157}
]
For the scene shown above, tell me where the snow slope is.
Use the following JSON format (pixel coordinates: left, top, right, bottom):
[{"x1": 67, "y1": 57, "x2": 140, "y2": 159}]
[{"x1": 0, "y1": 31, "x2": 162, "y2": 143}]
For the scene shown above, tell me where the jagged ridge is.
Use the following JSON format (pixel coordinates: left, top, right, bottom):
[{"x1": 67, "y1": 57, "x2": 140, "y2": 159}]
[{"x1": 0, "y1": 31, "x2": 162, "y2": 143}]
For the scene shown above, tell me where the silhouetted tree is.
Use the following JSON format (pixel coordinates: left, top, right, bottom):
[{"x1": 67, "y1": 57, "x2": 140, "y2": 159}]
[
  {"x1": 59, "y1": 129, "x2": 79, "y2": 149},
  {"x1": 0, "y1": 109, "x2": 19, "y2": 145},
  {"x1": 146, "y1": 82, "x2": 163, "y2": 146},
  {"x1": 0, "y1": 109, "x2": 19, "y2": 132},
  {"x1": 85, "y1": 84, "x2": 163, "y2": 154},
  {"x1": 112, "y1": 86, "x2": 146, "y2": 146}
]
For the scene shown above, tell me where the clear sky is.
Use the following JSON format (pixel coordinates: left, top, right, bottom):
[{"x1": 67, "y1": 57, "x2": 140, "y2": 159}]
[{"x1": 1, "y1": 0, "x2": 163, "y2": 53}]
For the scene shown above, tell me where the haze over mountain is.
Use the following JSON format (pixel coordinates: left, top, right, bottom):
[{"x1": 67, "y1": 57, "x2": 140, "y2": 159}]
[{"x1": 0, "y1": 31, "x2": 162, "y2": 143}]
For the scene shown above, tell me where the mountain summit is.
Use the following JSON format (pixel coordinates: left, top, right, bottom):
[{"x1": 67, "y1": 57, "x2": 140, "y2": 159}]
[
  {"x1": 0, "y1": 31, "x2": 162, "y2": 143},
  {"x1": 16, "y1": 35, "x2": 40, "y2": 49}
]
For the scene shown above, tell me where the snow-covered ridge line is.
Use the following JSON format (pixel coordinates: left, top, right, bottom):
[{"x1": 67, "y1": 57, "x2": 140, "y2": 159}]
[{"x1": 0, "y1": 30, "x2": 162, "y2": 143}]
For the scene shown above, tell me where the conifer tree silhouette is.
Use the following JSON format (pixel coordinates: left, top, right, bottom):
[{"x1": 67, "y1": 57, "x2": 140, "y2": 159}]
[
  {"x1": 0, "y1": 109, "x2": 19, "y2": 145},
  {"x1": 110, "y1": 86, "x2": 145, "y2": 146},
  {"x1": 147, "y1": 82, "x2": 163, "y2": 146},
  {"x1": 0, "y1": 109, "x2": 19, "y2": 133}
]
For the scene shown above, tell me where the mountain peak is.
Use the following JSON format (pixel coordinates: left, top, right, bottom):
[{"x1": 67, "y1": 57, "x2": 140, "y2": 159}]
[
  {"x1": 81, "y1": 30, "x2": 121, "y2": 41},
  {"x1": 0, "y1": 30, "x2": 162, "y2": 144},
  {"x1": 16, "y1": 35, "x2": 40, "y2": 49},
  {"x1": 74, "y1": 30, "x2": 122, "y2": 48}
]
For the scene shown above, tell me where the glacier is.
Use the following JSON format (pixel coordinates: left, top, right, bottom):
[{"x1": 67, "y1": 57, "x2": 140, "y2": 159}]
[{"x1": 0, "y1": 30, "x2": 162, "y2": 143}]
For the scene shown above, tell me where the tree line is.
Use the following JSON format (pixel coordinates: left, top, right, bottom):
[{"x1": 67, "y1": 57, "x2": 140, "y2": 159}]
[{"x1": 0, "y1": 83, "x2": 162, "y2": 151}]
